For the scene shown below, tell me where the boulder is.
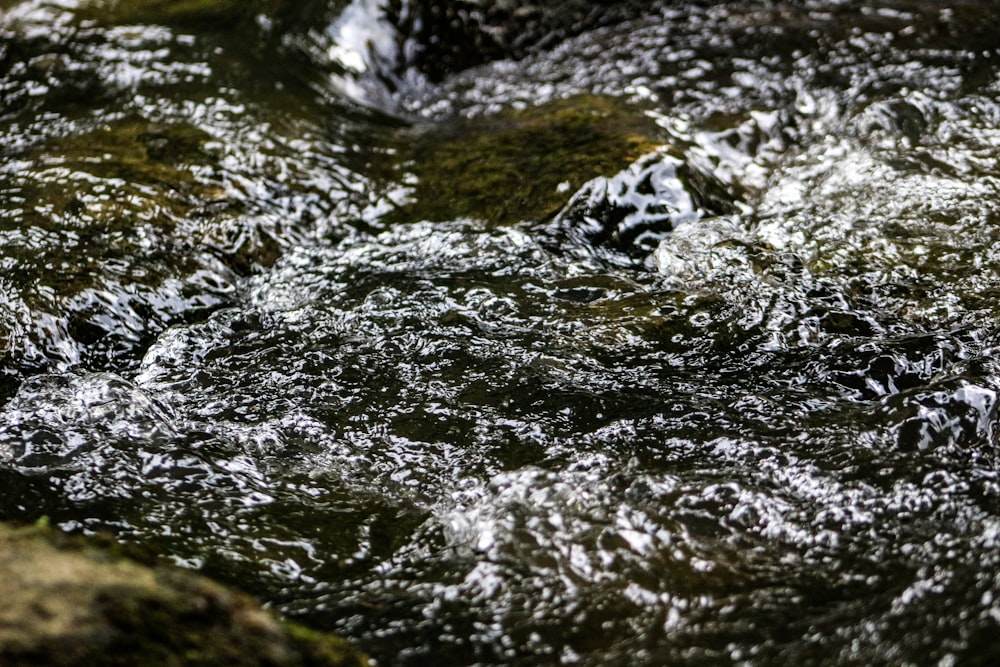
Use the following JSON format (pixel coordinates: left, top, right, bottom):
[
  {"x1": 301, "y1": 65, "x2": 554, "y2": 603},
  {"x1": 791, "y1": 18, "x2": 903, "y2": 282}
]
[{"x1": 0, "y1": 522, "x2": 369, "y2": 667}]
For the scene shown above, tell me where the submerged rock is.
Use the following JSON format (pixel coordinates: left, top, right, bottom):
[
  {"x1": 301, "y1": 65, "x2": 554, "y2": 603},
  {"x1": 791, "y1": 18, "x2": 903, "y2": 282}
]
[
  {"x1": 0, "y1": 112, "x2": 241, "y2": 381},
  {"x1": 0, "y1": 522, "x2": 369, "y2": 667},
  {"x1": 0, "y1": 0, "x2": 374, "y2": 390},
  {"x1": 381, "y1": 95, "x2": 665, "y2": 226}
]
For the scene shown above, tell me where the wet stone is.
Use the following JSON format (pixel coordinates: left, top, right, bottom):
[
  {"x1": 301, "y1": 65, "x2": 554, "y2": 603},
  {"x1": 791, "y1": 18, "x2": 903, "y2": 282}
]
[{"x1": 0, "y1": 521, "x2": 370, "y2": 666}]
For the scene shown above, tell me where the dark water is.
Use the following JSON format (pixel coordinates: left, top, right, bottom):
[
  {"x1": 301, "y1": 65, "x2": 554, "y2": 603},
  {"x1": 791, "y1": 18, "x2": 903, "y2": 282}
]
[{"x1": 3, "y1": 0, "x2": 1000, "y2": 664}]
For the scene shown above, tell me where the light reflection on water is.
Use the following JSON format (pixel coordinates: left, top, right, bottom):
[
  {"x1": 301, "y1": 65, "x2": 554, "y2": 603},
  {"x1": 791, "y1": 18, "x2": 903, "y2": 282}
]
[{"x1": 3, "y1": 0, "x2": 1000, "y2": 664}]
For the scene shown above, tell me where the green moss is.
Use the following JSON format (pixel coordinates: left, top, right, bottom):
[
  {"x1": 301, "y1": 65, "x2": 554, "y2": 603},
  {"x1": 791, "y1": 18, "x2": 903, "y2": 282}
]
[
  {"x1": 7, "y1": 115, "x2": 227, "y2": 245},
  {"x1": 1, "y1": 115, "x2": 232, "y2": 298},
  {"x1": 284, "y1": 622, "x2": 372, "y2": 667},
  {"x1": 28, "y1": 115, "x2": 223, "y2": 206},
  {"x1": 384, "y1": 95, "x2": 666, "y2": 226}
]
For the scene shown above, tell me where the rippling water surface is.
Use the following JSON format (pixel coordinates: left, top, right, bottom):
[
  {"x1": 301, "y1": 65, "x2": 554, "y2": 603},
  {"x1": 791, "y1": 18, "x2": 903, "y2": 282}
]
[{"x1": 3, "y1": 1, "x2": 1000, "y2": 664}]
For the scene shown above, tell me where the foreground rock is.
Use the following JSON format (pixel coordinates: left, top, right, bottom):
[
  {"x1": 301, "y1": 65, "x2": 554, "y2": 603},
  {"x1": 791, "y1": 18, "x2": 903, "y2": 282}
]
[{"x1": 0, "y1": 523, "x2": 369, "y2": 667}]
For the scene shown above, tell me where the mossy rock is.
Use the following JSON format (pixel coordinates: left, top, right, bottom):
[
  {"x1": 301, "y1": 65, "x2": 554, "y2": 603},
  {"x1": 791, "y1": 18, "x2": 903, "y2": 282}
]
[
  {"x1": 1, "y1": 114, "x2": 238, "y2": 304},
  {"x1": 383, "y1": 95, "x2": 666, "y2": 226},
  {"x1": 10, "y1": 115, "x2": 227, "y2": 235},
  {"x1": 0, "y1": 522, "x2": 370, "y2": 667},
  {"x1": 4, "y1": 112, "x2": 280, "y2": 292}
]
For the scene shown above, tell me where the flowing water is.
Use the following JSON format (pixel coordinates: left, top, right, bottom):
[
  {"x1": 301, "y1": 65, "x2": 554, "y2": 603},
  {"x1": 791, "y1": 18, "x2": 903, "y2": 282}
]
[{"x1": 2, "y1": 0, "x2": 1000, "y2": 664}]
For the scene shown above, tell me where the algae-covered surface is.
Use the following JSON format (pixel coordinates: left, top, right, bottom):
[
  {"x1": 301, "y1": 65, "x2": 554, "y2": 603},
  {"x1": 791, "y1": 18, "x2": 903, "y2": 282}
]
[{"x1": 4, "y1": 0, "x2": 1000, "y2": 665}]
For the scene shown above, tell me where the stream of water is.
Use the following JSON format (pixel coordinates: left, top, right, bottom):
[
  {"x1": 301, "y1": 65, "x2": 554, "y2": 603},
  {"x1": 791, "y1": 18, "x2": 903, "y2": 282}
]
[{"x1": 3, "y1": 1, "x2": 1000, "y2": 664}]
